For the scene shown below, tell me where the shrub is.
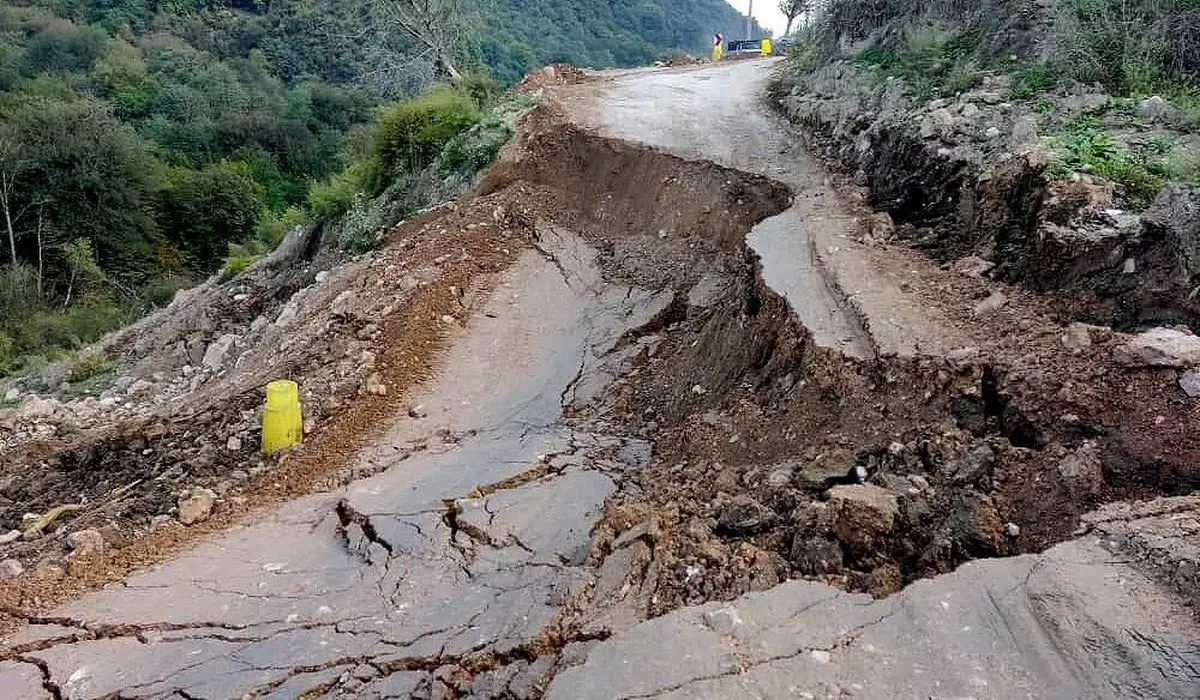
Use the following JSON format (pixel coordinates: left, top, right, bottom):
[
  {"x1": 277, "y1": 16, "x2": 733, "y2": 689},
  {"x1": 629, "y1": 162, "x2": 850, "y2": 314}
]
[
  {"x1": 440, "y1": 115, "x2": 513, "y2": 176},
  {"x1": 856, "y1": 23, "x2": 983, "y2": 99},
  {"x1": 308, "y1": 155, "x2": 380, "y2": 219},
  {"x1": 373, "y1": 86, "x2": 481, "y2": 187},
  {"x1": 1011, "y1": 62, "x2": 1061, "y2": 100},
  {"x1": 0, "y1": 331, "x2": 15, "y2": 371},
  {"x1": 333, "y1": 193, "x2": 390, "y2": 255},
  {"x1": 69, "y1": 351, "x2": 112, "y2": 381},
  {"x1": 455, "y1": 71, "x2": 502, "y2": 109},
  {"x1": 219, "y1": 254, "x2": 255, "y2": 281}
]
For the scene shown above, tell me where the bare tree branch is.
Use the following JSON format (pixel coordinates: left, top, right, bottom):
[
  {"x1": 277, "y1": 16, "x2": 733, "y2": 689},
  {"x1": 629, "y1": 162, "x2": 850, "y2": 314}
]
[{"x1": 779, "y1": 0, "x2": 810, "y2": 35}]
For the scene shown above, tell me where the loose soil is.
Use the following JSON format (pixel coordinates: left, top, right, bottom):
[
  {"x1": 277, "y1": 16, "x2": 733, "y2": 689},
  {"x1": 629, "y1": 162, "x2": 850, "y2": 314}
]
[{"x1": 1, "y1": 80, "x2": 1196, "y2": 646}]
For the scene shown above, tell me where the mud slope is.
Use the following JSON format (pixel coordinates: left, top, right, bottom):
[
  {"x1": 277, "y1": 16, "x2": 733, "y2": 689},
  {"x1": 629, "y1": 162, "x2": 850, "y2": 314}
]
[{"x1": 0, "y1": 61, "x2": 1197, "y2": 700}]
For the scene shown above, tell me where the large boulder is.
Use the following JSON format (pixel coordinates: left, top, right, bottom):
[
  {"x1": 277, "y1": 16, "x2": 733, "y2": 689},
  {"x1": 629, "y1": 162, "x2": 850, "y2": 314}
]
[
  {"x1": 826, "y1": 484, "x2": 899, "y2": 550},
  {"x1": 1114, "y1": 327, "x2": 1200, "y2": 368}
]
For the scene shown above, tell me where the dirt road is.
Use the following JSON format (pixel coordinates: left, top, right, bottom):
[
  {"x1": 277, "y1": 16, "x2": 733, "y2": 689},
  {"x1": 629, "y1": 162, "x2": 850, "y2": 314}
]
[{"x1": 3, "y1": 60, "x2": 1199, "y2": 699}]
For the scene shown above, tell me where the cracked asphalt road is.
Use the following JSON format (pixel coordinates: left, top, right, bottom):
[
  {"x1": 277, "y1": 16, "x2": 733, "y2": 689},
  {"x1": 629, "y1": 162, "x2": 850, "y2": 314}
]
[
  {"x1": 549, "y1": 533, "x2": 1200, "y2": 699},
  {"x1": 1, "y1": 229, "x2": 661, "y2": 699}
]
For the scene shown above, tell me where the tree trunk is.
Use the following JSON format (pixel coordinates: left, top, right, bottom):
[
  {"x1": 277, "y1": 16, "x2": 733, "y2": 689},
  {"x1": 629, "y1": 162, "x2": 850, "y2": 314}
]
[
  {"x1": 439, "y1": 52, "x2": 462, "y2": 81},
  {"x1": 35, "y1": 205, "x2": 44, "y2": 299},
  {"x1": 1, "y1": 173, "x2": 15, "y2": 266},
  {"x1": 785, "y1": 17, "x2": 794, "y2": 35}
]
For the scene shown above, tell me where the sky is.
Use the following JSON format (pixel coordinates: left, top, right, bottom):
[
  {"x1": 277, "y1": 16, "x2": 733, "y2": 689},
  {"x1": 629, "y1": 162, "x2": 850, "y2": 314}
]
[{"x1": 726, "y1": 0, "x2": 786, "y2": 36}]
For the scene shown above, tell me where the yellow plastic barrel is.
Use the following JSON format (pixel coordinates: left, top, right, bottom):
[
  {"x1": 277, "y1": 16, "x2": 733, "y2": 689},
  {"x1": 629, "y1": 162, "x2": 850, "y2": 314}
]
[
  {"x1": 762, "y1": 38, "x2": 773, "y2": 56},
  {"x1": 262, "y1": 379, "x2": 303, "y2": 454}
]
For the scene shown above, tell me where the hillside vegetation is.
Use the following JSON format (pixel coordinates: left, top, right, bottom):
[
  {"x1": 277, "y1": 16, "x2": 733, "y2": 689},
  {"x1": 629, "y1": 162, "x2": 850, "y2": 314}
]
[{"x1": 0, "y1": 0, "x2": 754, "y2": 377}]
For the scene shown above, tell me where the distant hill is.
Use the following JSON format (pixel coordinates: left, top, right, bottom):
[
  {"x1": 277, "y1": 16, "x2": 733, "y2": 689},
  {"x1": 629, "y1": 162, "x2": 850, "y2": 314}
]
[{"x1": 477, "y1": 0, "x2": 767, "y2": 82}]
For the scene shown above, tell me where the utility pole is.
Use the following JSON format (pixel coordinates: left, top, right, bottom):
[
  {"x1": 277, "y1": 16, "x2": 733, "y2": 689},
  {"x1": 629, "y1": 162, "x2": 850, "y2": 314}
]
[{"x1": 745, "y1": 0, "x2": 753, "y2": 40}]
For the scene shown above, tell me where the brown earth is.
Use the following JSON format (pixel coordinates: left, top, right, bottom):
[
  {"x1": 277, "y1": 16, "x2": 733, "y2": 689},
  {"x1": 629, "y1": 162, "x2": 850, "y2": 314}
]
[{"x1": 0, "y1": 61, "x2": 1197, "y2": 657}]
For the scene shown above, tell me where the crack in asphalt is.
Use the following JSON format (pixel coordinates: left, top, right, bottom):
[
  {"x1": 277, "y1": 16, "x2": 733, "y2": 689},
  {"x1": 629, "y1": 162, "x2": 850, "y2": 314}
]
[
  {"x1": 619, "y1": 607, "x2": 900, "y2": 699},
  {"x1": 14, "y1": 656, "x2": 62, "y2": 700}
]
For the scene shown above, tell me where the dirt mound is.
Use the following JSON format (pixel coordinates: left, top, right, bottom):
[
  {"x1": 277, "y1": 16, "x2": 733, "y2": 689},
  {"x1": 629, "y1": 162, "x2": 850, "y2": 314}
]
[{"x1": 513, "y1": 63, "x2": 591, "y2": 92}]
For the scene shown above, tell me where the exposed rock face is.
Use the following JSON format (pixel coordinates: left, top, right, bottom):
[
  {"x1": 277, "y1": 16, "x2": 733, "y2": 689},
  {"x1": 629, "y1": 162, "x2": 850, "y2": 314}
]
[{"x1": 775, "y1": 64, "x2": 1200, "y2": 332}]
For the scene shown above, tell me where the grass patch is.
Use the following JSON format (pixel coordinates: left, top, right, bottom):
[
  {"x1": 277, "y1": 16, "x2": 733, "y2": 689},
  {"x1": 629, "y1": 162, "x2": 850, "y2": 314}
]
[
  {"x1": 219, "y1": 254, "x2": 256, "y2": 281},
  {"x1": 1049, "y1": 115, "x2": 1185, "y2": 207},
  {"x1": 856, "y1": 23, "x2": 984, "y2": 100},
  {"x1": 1011, "y1": 61, "x2": 1061, "y2": 100}
]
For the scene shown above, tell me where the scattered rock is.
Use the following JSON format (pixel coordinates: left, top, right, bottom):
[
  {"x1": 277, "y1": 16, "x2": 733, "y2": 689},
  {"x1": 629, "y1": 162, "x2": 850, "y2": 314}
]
[
  {"x1": 867, "y1": 212, "x2": 894, "y2": 239},
  {"x1": 949, "y1": 443, "x2": 996, "y2": 485},
  {"x1": 826, "y1": 484, "x2": 899, "y2": 549},
  {"x1": 1113, "y1": 327, "x2": 1200, "y2": 368},
  {"x1": 1180, "y1": 371, "x2": 1200, "y2": 398},
  {"x1": 150, "y1": 515, "x2": 175, "y2": 529},
  {"x1": 226, "y1": 436, "x2": 243, "y2": 451},
  {"x1": 0, "y1": 529, "x2": 20, "y2": 545},
  {"x1": 314, "y1": 271, "x2": 330, "y2": 283},
  {"x1": 795, "y1": 449, "x2": 856, "y2": 489},
  {"x1": 66, "y1": 528, "x2": 105, "y2": 556},
  {"x1": 960, "y1": 102, "x2": 980, "y2": 119},
  {"x1": 366, "y1": 373, "x2": 388, "y2": 396},
  {"x1": 715, "y1": 495, "x2": 776, "y2": 536},
  {"x1": 3, "y1": 387, "x2": 19, "y2": 402},
  {"x1": 790, "y1": 535, "x2": 843, "y2": 575},
  {"x1": 331, "y1": 290, "x2": 357, "y2": 317},
  {"x1": 866, "y1": 563, "x2": 903, "y2": 597},
  {"x1": 18, "y1": 395, "x2": 58, "y2": 419},
  {"x1": 274, "y1": 301, "x2": 300, "y2": 327},
  {"x1": 972, "y1": 291, "x2": 1008, "y2": 316},
  {"x1": 947, "y1": 491, "x2": 1005, "y2": 555},
  {"x1": 0, "y1": 558, "x2": 23, "y2": 579},
  {"x1": 178, "y1": 488, "x2": 217, "y2": 525},
  {"x1": 1058, "y1": 443, "x2": 1104, "y2": 497},
  {"x1": 1009, "y1": 116, "x2": 1038, "y2": 149},
  {"x1": 919, "y1": 108, "x2": 956, "y2": 140},
  {"x1": 702, "y1": 606, "x2": 742, "y2": 634},
  {"x1": 201, "y1": 334, "x2": 239, "y2": 372},
  {"x1": 951, "y1": 255, "x2": 994, "y2": 278},
  {"x1": 1061, "y1": 322, "x2": 1093, "y2": 350},
  {"x1": 984, "y1": 126, "x2": 1001, "y2": 139},
  {"x1": 1135, "y1": 95, "x2": 1173, "y2": 122},
  {"x1": 1005, "y1": 522, "x2": 1021, "y2": 537},
  {"x1": 691, "y1": 384, "x2": 707, "y2": 395}
]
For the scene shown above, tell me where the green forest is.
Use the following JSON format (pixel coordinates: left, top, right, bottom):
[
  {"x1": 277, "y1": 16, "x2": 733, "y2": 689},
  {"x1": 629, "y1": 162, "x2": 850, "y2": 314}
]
[{"x1": 0, "y1": 0, "x2": 757, "y2": 376}]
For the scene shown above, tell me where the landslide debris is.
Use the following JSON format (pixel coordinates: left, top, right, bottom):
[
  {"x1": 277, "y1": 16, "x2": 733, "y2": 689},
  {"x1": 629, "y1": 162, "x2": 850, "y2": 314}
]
[{"x1": 494, "y1": 103, "x2": 1200, "y2": 622}]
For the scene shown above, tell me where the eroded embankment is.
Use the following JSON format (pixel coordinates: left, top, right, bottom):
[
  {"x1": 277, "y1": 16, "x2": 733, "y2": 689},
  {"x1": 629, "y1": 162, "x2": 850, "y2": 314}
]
[
  {"x1": 1, "y1": 105, "x2": 1197, "y2": 700},
  {"x1": 493, "y1": 114, "x2": 1200, "y2": 622},
  {"x1": 771, "y1": 67, "x2": 1200, "y2": 333}
]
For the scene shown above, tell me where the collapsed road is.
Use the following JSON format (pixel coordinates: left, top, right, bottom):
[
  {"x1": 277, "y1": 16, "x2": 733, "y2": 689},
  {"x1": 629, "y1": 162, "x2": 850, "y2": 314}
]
[{"x1": 2, "y1": 59, "x2": 1199, "y2": 699}]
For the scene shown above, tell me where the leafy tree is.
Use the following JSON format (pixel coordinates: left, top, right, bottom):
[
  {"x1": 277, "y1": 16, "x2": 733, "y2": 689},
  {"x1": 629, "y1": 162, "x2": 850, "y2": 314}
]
[
  {"x1": 155, "y1": 165, "x2": 262, "y2": 272},
  {"x1": 1, "y1": 93, "x2": 158, "y2": 279}
]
